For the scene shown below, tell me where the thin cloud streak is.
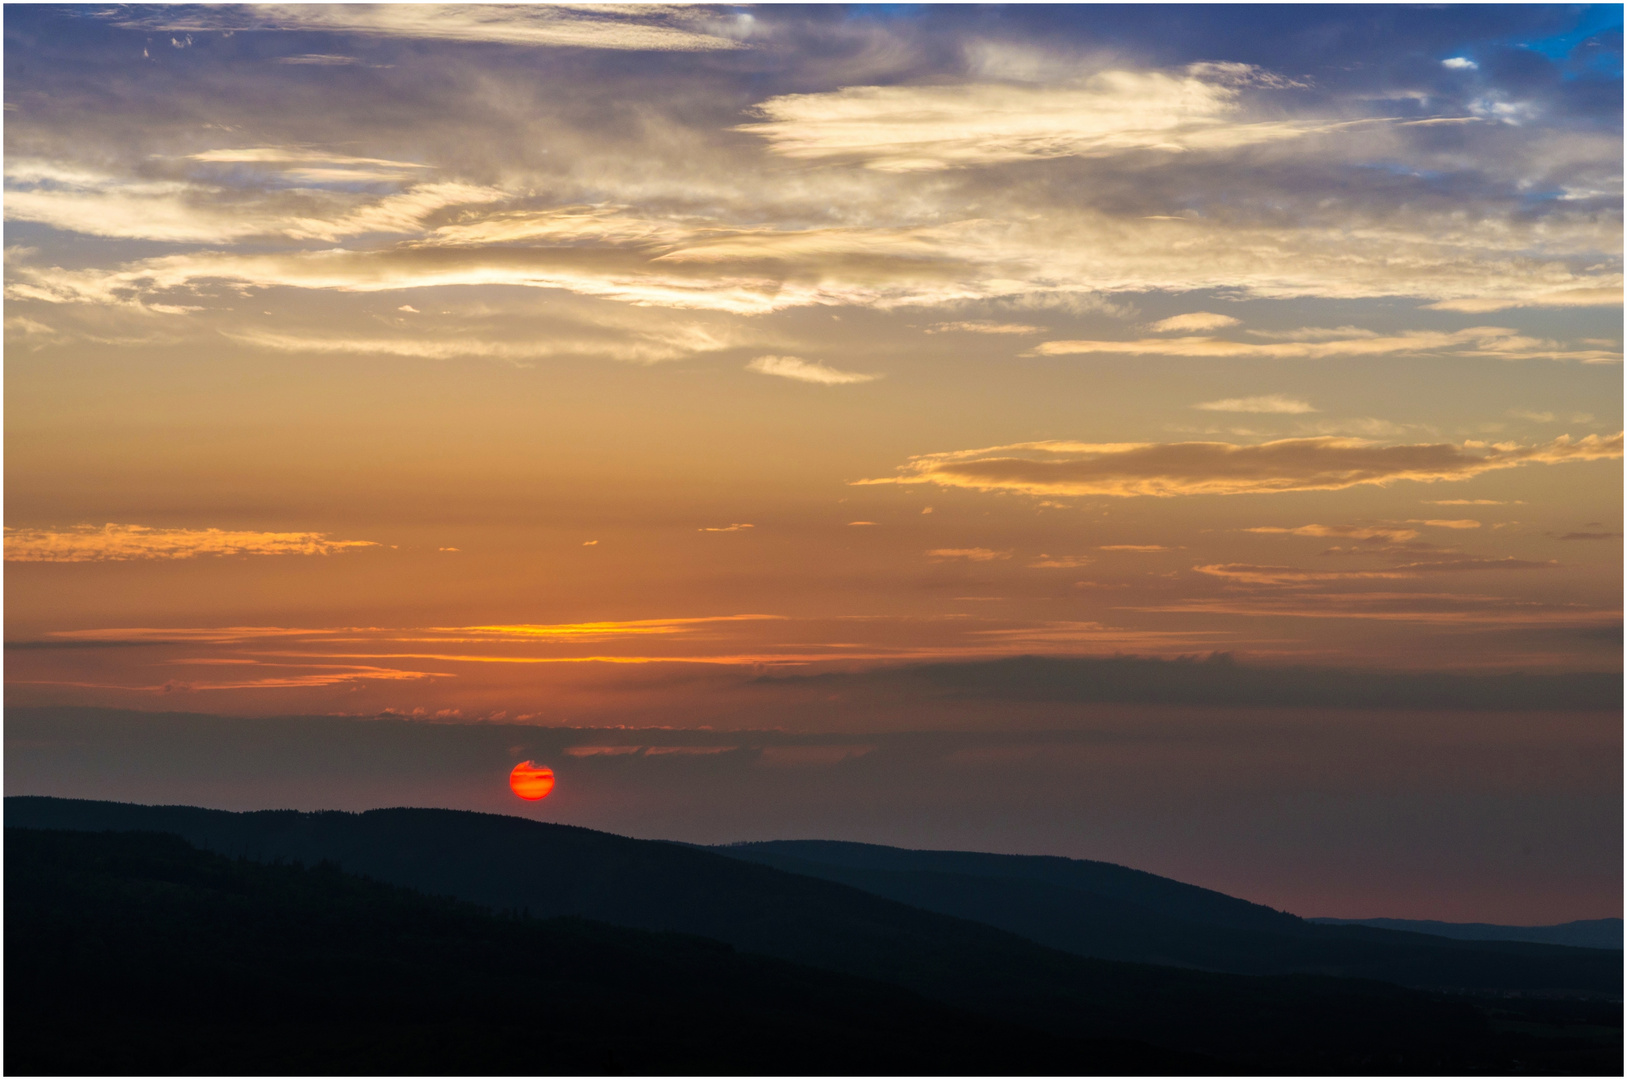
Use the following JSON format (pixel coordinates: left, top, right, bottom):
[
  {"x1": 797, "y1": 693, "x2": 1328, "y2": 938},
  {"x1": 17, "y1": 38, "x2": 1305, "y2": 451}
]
[
  {"x1": 1031, "y1": 327, "x2": 1622, "y2": 364},
  {"x1": 746, "y1": 355, "x2": 879, "y2": 385},
  {"x1": 4, "y1": 524, "x2": 378, "y2": 562},
  {"x1": 861, "y1": 433, "x2": 1624, "y2": 498},
  {"x1": 104, "y1": 5, "x2": 746, "y2": 52}
]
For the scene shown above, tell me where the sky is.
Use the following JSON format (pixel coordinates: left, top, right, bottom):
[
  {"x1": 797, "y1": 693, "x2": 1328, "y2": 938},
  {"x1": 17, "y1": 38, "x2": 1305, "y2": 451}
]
[{"x1": 4, "y1": 4, "x2": 1622, "y2": 922}]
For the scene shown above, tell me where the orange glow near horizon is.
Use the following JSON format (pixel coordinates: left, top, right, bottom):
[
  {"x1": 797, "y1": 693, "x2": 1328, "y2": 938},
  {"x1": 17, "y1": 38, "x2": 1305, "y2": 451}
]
[{"x1": 509, "y1": 761, "x2": 556, "y2": 801}]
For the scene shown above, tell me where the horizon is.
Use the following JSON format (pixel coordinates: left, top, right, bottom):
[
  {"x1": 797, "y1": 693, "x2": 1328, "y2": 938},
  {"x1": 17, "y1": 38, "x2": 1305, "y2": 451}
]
[{"x1": 4, "y1": 4, "x2": 1622, "y2": 928}]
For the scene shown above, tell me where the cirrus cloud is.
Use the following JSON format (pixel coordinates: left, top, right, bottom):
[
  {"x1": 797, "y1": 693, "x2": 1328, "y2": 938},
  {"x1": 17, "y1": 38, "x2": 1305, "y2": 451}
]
[
  {"x1": 4, "y1": 524, "x2": 379, "y2": 562},
  {"x1": 1029, "y1": 326, "x2": 1622, "y2": 364},
  {"x1": 1194, "y1": 394, "x2": 1317, "y2": 414},
  {"x1": 746, "y1": 355, "x2": 879, "y2": 385},
  {"x1": 858, "y1": 432, "x2": 1623, "y2": 498}
]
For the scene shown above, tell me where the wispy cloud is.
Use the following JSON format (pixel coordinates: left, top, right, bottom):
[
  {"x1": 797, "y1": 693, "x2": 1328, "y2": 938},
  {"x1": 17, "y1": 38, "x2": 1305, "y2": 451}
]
[
  {"x1": 4, "y1": 524, "x2": 378, "y2": 562},
  {"x1": 1151, "y1": 312, "x2": 1240, "y2": 333},
  {"x1": 1030, "y1": 326, "x2": 1622, "y2": 364},
  {"x1": 1246, "y1": 523, "x2": 1421, "y2": 542},
  {"x1": 927, "y1": 548, "x2": 1011, "y2": 561},
  {"x1": 746, "y1": 355, "x2": 879, "y2": 385},
  {"x1": 925, "y1": 320, "x2": 1046, "y2": 334},
  {"x1": 448, "y1": 616, "x2": 787, "y2": 641},
  {"x1": 1124, "y1": 593, "x2": 1611, "y2": 627},
  {"x1": 740, "y1": 65, "x2": 1330, "y2": 172},
  {"x1": 1194, "y1": 394, "x2": 1317, "y2": 414},
  {"x1": 860, "y1": 433, "x2": 1624, "y2": 498},
  {"x1": 1028, "y1": 554, "x2": 1094, "y2": 568},
  {"x1": 225, "y1": 324, "x2": 737, "y2": 365},
  {"x1": 105, "y1": 5, "x2": 745, "y2": 52}
]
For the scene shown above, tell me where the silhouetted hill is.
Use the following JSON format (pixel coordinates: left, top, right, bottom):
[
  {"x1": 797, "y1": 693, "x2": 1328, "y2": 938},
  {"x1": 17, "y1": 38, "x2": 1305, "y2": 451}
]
[
  {"x1": 718, "y1": 838, "x2": 1301, "y2": 931},
  {"x1": 715, "y1": 840, "x2": 1625, "y2": 993},
  {"x1": 7, "y1": 797, "x2": 1622, "y2": 1073},
  {"x1": 7, "y1": 827, "x2": 1192, "y2": 1076},
  {"x1": 1312, "y1": 918, "x2": 1624, "y2": 951}
]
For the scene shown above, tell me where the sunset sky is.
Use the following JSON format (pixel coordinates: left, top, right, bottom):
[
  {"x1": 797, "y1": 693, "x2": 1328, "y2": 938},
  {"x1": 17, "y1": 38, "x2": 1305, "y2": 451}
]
[{"x1": 5, "y1": 4, "x2": 1621, "y2": 922}]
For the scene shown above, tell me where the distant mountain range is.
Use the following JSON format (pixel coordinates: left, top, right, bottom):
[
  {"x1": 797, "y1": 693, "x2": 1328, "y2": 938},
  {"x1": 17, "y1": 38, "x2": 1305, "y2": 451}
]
[
  {"x1": 712, "y1": 839, "x2": 1624, "y2": 986},
  {"x1": 7, "y1": 796, "x2": 1621, "y2": 1075},
  {"x1": 1311, "y1": 917, "x2": 1623, "y2": 950}
]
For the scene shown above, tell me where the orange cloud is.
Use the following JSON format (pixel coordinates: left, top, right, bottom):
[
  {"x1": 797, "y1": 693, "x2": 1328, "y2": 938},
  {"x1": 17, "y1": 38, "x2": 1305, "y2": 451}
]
[
  {"x1": 860, "y1": 432, "x2": 1623, "y2": 498},
  {"x1": 1124, "y1": 593, "x2": 1614, "y2": 626},
  {"x1": 4, "y1": 524, "x2": 378, "y2": 562},
  {"x1": 1247, "y1": 523, "x2": 1421, "y2": 542},
  {"x1": 927, "y1": 548, "x2": 1011, "y2": 561},
  {"x1": 1028, "y1": 554, "x2": 1094, "y2": 568},
  {"x1": 1028, "y1": 326, "x2": 1620, "y2": 364},
  {"x1": 449, "y1": 616, "x2": 786, "y2": 641}
]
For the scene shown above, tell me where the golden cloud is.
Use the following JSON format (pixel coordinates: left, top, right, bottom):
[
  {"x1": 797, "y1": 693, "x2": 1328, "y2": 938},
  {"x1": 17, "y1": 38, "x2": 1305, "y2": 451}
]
[
  {"x1": 927, "y1": 548, "x2": 1012, "y2": 561},
  {"x1": 4, "y1": 524, "x2": 378, "y2": 562},
  {"x1": 859, "y1": 432, "x2": 1624, "y2": 498},
  {"x1": 1194, "y1": 394, "x2": 1317, "y2": 414},
  {"x1": 108, "y1": 6, "x2": 744, "y2": 52},
  {"x1": 1030, "y1": 326, "x2": 1622, "y2": 364},
  {"x1": 746, "y1": 355, "x2": 879, "y2": 384},
  {"x1": 1246, "y1": 523, "x2": 1421, "y2": 542},
  {"x1": 1124, "y1": 592, "x2": 1609, "y2": 626},
  {"x1": 739, "y1": 67, "x2": 1329, "y2": 171},
  {"x1": 446, "y1": 616, "x2": 787, "y2": 641},
  {"x1": 1151, "y1": 312, "x2": 1241, "y2": 333}
]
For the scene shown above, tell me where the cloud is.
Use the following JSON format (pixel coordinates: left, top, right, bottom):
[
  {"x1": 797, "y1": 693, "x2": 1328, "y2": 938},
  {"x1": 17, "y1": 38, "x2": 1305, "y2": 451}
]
[
  {"x1": 1029, "y1": 326, "x2": 1622, "y2": 364},
  {"x1": 859, "y1": 432, "x2": 1624, "y2": 498},
  {"x1": 739, "y1": 65, "x2": 1335, "y2": 172},
  {"x1": 105, "y1": 5, "x2": 744, "y2": 51},
  {"x1": 1028, "y1": 554, "x2": 1094, "y2": 568},
  {"x1": 1441, "y1": 57, "x2": 1479, "y2": 71},
  {"x1": 701, "y1": 524, "x2": 754, "y2": 532},
  {"x1": 9, "y1": 184, "x2": 1618, "y2": 317},
  {"x1": 746, "y1": 355, "x2": 879, "y2": 385},
  {"x1": 764, "y1": 654, "x2": 1622, "y2": 711},
  {"x1": 1151, "y1": 312, "x2": 1240, "y2": 333},
  {"x1": 1558, "y1": 531, "x2": 1623, "y2": 540},
  {"x1": 1099, "y1": 545, "x2": 1167, "y2": 552},
  {"x1": 1245, "y1": 326, "x2": 1379, "y2": 341},
  {"x1": 926, "y1": 321, "x2": 1045, "y2": 334},
  {"x1": 1199, "y1": 556, "x2": 1554, "y2": 586},
  {"x1": 1421, "y1": 288, "x2": 1623, "y2": 313},
  {"x1": 927, "y1": 548, "x2": 1012, "y2": 561},
  {"x1": 3, "y1": 524, "x2": 378, "y2": 562},
  {"x1": 1196, "y1": 563, "x2": 1413, "y2": 586},
  {"x1": 273, "y1": 53, "x2": 364, "y2": 66},
  {"x1": 1246, "y1": 524, "x2": 1421, "y2": 543},
  {"x1": 1388, "y1": 557, "x2": 1555, "y2": 572},
  {"x1": 225, "y1": 324, "x2": 736, "y2": 365},
  {"x1": 1194, "y1": 394, "x2": 1317, "y2": 414},
  {"x1": 1411, "y1": 518, "x2": 1481, "y2": 529},
  {"x1": 3, "y1": 163, "x2": 502, "y2": 244},
  {"x1": 448, "y1": 616, "x2": 786, "y2": 642},
  {"x1": 1126, "y1": 593, "x2": 1615, "y2": 628}
]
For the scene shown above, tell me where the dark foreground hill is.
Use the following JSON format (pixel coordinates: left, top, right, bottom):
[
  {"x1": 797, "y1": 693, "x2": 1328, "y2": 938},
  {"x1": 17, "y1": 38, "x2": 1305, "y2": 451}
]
[
  {"x1": 8, "y1": 828, "x2": 1194, "y2": 1076},
  {"x1": 6, "y1": 797, "x2": 1622, "y2": 1074},
  {"x1": 715, "y1": 840, "x2": 1623, "y2": 992}
]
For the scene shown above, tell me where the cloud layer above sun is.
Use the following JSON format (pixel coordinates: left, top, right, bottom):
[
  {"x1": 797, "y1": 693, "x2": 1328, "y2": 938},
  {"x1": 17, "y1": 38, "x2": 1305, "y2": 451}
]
[{"x1": 4, "y1": 4, "x2": 1621, "y2": 708}]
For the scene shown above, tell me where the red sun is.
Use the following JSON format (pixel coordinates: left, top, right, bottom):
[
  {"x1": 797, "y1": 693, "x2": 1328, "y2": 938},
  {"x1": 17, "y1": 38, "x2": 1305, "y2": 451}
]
[{"x1": 509, "y1": 761, "x2": 556, "y2": 800}]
